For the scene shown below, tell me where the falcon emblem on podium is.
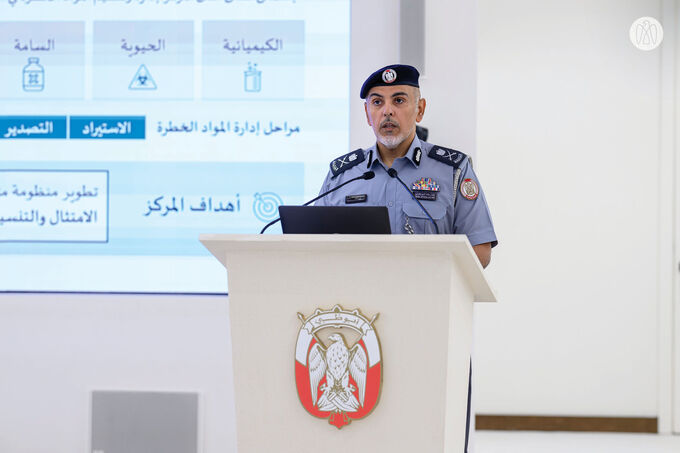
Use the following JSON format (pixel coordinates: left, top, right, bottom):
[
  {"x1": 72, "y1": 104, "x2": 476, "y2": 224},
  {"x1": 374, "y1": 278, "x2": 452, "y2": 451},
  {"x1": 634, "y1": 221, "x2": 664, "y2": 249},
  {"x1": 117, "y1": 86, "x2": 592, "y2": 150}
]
[{"x1": 295, "y1": 305, "x2": 382, "y2": 429}]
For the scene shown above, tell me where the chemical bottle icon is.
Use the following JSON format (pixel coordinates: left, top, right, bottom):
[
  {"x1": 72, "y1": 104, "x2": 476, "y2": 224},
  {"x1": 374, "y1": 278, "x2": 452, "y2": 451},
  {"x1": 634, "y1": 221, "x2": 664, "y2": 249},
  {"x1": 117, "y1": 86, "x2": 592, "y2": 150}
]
[
  {"x1": 23, "y1": 57, "x2": 45, "y2": 92},
  {"x1": 244, "y1": 62, "x2": 261, "y2": 93}
]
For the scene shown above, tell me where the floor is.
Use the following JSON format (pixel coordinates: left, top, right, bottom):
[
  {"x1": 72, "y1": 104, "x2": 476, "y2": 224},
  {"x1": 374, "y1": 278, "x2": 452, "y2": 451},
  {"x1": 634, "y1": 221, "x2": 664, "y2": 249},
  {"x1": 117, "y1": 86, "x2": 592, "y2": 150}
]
[{"x1": 475, "y1": 431, "x2": 680, "y2": 452}]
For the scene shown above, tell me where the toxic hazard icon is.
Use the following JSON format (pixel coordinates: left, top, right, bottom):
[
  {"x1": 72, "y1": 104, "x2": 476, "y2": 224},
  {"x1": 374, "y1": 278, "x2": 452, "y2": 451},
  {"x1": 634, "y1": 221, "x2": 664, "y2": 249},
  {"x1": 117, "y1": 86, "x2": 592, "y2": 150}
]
[{"x1": 129, "y1": 64, "x2": 157, "y2": 90}]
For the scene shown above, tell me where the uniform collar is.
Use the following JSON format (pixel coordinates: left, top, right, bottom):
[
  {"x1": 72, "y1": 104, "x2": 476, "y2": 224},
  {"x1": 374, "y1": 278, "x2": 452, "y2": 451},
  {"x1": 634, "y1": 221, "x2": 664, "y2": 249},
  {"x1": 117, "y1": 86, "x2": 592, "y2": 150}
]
[{"x1": 366, "y1": 136, "x2": 423, "y2": 169}]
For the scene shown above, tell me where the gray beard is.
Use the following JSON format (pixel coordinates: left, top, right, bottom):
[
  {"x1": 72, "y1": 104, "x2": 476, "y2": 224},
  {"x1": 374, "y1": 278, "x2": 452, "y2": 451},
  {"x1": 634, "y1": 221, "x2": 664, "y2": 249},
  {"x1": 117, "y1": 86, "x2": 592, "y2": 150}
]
[{"x1": 377, "y1": 132, "x2": 408, "y2": 149}]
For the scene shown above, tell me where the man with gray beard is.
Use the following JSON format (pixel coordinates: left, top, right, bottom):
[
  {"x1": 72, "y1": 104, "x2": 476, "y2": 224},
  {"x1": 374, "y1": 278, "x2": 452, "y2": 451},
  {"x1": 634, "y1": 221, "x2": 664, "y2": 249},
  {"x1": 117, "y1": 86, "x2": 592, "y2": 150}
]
[
  {"x1": 316, "y1": 64, "x2": 497, "y2": 267},
  {"x1": 315, "y1": 64, "x2": 497, "y2": 453}
]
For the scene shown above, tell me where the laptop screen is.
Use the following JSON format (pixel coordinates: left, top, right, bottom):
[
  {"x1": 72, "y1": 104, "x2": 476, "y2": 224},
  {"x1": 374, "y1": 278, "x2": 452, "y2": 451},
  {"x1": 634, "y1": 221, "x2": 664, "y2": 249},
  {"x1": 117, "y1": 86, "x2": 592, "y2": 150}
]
[{"x1": 278, "y1": 206, "x2": 391, "y2": 234}]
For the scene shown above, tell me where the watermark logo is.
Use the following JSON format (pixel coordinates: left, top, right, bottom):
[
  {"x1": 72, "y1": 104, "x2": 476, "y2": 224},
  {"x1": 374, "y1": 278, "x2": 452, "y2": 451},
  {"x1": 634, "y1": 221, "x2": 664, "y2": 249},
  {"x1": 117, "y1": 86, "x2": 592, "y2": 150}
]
[{"x1": 630, "y1": 17, "x2": 663, "y2": 51}]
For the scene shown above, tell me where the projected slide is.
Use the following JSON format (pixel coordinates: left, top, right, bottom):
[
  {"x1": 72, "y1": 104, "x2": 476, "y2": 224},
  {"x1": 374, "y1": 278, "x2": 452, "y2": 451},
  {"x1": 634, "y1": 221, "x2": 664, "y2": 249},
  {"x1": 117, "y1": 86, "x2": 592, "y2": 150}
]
[{"x1": 0, "y1": 0, "x2": 350, "y2": 293}]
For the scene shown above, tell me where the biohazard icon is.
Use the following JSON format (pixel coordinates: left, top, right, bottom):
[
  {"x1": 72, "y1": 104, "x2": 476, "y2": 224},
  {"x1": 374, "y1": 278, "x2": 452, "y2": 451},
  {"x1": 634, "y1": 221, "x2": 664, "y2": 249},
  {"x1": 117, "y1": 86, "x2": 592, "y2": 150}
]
[
  {"x1": 295, "y1": 305, "x2": 382, "y2": 429},
  {"x1": 129, "y1": 64, "x2": 157, "y2": 90}
]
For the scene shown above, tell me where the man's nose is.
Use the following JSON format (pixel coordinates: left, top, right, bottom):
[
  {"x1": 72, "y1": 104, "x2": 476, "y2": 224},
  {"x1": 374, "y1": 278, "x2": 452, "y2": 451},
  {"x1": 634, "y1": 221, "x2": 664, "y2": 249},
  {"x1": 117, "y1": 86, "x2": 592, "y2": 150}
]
[{"x1": 382, "y1": 104, "x2": 394, "y2": 116}]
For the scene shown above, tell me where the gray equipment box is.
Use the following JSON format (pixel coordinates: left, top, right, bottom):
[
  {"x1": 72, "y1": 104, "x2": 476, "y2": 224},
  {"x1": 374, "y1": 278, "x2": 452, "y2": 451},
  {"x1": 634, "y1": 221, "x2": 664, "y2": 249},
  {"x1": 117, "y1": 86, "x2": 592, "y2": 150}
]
[{"x1": 91, "y1": 391, "x2": 198, "y2": 453}]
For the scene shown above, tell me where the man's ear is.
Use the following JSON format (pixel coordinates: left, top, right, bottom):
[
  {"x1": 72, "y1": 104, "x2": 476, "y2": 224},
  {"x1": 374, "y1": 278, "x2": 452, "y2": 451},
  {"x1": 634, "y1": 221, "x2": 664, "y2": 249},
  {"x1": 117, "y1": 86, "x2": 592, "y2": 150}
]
[
  {"x1": 416, "y1": 98, "x2": 426, "y2": 123},
  {"x1": 364, "y1": 102, "x2": 372, "y2": 126}
]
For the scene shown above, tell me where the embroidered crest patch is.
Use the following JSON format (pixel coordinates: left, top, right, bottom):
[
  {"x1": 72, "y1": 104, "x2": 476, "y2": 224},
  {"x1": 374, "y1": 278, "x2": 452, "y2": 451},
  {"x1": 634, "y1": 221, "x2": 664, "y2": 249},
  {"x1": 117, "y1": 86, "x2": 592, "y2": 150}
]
[{"x1": 460, "y1": 178, "x2": 479, "y2": 200}]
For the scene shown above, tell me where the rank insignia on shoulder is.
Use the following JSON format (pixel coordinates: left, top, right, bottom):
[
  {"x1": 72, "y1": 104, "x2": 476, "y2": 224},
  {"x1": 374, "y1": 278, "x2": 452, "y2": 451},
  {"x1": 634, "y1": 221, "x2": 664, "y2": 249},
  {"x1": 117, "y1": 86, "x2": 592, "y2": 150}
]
[
  {"x1": 460, "y1": 178, "x2": 479, "y2": 200},
  {"x1": 412, "y1": 177, "x2": 439, "y2": 201},
  {"x1": 428, "y1": 145, "x2": 466, "y2": 169},
  {"x1": 330, "y1": 149, "x2": 366, "y2": 177}
]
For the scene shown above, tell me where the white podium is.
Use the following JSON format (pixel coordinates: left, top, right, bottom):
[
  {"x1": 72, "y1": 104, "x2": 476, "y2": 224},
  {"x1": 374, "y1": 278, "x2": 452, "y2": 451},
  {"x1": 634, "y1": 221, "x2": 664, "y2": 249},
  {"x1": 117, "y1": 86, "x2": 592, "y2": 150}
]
[{"x1": 200, "y1": 234, "x2": 496, "y2": 453}]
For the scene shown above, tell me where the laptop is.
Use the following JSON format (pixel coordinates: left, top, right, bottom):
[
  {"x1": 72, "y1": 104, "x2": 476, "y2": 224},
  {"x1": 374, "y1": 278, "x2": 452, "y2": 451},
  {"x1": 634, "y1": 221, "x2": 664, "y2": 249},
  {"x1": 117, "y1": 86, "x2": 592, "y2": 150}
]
[{"x1": 278, "y1": 206, "x2": 391, "y2": 234}]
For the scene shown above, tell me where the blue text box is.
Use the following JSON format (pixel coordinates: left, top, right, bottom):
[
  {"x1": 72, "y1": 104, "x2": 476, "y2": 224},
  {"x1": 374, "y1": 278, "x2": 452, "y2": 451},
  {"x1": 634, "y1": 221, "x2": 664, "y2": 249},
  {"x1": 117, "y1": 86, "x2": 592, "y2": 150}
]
[
  {"x1": 70, "y1": 116, "x2": 146, "y2": 139},
  {"x1": 0, "y1": 116, "x2": 67, "y2": 139}
]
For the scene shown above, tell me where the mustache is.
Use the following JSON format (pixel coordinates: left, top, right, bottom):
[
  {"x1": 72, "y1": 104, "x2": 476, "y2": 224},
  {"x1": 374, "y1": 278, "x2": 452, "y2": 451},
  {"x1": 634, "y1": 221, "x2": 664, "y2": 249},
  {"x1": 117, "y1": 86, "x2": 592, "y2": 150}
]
[{"x1": 380, "y1": 118, "x2": 399, "y2": 128}]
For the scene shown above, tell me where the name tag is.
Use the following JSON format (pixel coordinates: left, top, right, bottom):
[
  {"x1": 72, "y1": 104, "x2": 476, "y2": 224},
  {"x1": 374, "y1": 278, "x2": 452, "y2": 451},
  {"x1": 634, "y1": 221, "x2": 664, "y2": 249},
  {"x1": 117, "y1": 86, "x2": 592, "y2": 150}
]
[
  {"x1": 345, "y1": 194, "x2": 367, "y2": 204},
  {"x1": 413, "y1": 190, "x2": 437, "y2": 201}
]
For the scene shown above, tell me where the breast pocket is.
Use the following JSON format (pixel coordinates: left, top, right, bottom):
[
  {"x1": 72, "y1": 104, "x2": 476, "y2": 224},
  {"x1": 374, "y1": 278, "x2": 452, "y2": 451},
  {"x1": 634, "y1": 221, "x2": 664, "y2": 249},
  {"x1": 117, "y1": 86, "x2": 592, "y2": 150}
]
[{"x1": 402, "y1": 202, "x2": 448, "y2": 234}]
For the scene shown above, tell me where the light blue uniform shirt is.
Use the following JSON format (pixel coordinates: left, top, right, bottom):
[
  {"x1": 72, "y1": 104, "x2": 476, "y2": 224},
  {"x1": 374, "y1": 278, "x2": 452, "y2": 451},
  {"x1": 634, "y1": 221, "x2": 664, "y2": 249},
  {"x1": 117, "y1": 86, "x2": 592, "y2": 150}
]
[{"x1": 316, "y1": 137, "x2": 497, "y2": 247}]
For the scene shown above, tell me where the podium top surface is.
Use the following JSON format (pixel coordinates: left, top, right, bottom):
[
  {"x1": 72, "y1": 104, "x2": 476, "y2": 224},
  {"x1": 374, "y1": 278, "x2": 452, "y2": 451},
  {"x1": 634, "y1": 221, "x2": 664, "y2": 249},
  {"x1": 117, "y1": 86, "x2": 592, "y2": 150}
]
[{"x1": 200, "y1": 234, "x2": 497, "y2": 302}]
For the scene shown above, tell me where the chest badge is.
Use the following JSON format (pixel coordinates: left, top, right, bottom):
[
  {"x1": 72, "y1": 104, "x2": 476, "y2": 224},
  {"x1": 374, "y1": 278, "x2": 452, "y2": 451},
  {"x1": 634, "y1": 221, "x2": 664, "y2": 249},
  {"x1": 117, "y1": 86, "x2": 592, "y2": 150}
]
[
  {"x1": 345, "y1": 194, "x2": 367, "y2": 204},
  {"x1": 460, "y1": 178, "x2": 479, "y2": 200},
  {"x1": 295, "y1": 305, "x2": 382, "y2": 429},
  {"x1": 411, "y1": 177, "x2": 439, "y2": 201}
]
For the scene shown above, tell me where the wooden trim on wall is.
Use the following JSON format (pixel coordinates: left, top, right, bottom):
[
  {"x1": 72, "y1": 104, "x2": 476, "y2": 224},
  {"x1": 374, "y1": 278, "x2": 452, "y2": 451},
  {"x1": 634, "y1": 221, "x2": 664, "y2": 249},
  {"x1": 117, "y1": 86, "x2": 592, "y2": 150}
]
[{"x1": 476, "y1": 415, "x2": 658, "y2": 433}]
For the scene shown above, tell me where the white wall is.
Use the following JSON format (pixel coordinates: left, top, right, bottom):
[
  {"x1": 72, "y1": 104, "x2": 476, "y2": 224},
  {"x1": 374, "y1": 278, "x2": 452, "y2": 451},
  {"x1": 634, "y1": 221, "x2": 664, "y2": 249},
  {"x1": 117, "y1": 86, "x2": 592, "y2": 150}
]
[
  {"x1": 0, "y1": 294, "x2": 235, "y2": 453},
  {"x1": 474, "y1": 0, "x2": 668, "y2": 421},
  {"x1": 421, "y1": 0, "x2": 478, "y2": 155},
  {"x1": 348, "y1": 0, "x2": 400, "y2": 149}
]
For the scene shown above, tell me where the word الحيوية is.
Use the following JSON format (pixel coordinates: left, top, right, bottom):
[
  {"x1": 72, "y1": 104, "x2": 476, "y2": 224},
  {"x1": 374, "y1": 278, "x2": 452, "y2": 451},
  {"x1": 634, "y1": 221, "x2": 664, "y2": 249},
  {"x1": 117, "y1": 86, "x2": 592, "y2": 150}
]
[
  {"x1": 143, "y1": 195, "x2": 240, "y2": 217},
  {"x1": 157, "y1": 120, "x2": 300, "y2": 137},
  {"x1": 120, "y1": 38, "x2": 165, "y2": 57}
]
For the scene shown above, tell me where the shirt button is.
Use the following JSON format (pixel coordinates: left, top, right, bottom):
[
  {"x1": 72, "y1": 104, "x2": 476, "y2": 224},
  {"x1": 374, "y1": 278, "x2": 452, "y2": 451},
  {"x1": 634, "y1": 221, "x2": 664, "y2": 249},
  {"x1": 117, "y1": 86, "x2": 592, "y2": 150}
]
[{"x1": 388, "y1": 201, "x2": 394, "y2": 207}]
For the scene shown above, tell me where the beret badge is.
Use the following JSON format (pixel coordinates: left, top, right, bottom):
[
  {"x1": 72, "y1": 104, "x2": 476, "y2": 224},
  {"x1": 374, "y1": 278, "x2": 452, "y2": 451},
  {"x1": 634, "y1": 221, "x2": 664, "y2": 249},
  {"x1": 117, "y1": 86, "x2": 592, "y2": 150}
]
[{"x1": 382, "y1": 68, "x2": 397, "y2": 83}]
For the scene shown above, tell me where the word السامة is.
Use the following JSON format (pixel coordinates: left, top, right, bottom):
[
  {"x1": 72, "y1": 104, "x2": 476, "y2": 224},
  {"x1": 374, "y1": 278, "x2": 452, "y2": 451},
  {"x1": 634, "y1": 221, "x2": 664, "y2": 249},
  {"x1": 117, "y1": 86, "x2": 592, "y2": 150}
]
[{"x1": 13, "y1": 38, "x2": 55, "y2": 52}]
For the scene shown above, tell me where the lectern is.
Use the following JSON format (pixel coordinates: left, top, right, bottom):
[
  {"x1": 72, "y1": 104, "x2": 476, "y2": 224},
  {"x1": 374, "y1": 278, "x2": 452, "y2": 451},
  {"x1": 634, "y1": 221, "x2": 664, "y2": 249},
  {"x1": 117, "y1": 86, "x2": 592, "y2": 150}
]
[{"x1": 200, "y1": 234, "x2": 496, "y2": 453}]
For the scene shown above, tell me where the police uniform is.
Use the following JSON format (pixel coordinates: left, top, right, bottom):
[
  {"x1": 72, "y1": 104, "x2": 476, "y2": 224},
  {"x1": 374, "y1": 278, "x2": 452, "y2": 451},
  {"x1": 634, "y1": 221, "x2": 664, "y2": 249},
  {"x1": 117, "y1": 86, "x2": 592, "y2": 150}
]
[
  {"x1": 316, "y1": 63, "x2": 496, "y2": 453},
  {"x1": 316, "y1": 136, "x2": 497, "y2": 246}
]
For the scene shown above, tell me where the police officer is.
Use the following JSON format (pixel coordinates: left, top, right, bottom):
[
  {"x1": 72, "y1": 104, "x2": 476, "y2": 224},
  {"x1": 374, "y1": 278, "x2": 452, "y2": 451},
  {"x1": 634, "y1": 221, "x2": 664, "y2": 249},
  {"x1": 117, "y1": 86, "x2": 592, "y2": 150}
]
[{"x1": 316, "y1": 64, "x2": 497, "y2": 267}]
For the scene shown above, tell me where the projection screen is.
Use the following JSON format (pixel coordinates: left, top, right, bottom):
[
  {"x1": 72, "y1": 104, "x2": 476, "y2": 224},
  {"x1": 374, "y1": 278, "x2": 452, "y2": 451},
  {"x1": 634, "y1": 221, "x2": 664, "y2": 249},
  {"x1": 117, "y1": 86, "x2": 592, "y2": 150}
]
[{"x1": 0, "y1": 0, "x2": 350, "y2": 293}]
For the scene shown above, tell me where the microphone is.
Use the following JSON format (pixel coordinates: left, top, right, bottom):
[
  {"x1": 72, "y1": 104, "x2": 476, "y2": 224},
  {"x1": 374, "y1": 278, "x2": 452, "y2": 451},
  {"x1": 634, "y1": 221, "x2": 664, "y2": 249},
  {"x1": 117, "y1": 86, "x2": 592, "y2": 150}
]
[
  {"x1": 259, "y1": 171, "x2": 376, "y2": 234},
  {"x1": 386, "y1": 167, "x2": 439, "y2": 234}
]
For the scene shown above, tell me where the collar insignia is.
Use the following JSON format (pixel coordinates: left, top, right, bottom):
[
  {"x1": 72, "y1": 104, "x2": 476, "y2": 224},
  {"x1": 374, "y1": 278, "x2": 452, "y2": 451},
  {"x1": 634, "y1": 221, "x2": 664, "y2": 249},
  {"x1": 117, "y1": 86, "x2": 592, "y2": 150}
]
[{"x1": 412, "y1": 147, "x2": 422, "y2": 166}]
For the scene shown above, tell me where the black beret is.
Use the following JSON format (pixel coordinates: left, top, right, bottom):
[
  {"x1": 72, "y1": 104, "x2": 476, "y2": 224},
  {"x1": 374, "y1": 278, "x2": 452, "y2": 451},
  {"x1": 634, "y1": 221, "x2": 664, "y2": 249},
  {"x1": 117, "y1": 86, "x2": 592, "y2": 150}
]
[{"x1": 360, "y1": 64, "x2": 420, "y2": 99}]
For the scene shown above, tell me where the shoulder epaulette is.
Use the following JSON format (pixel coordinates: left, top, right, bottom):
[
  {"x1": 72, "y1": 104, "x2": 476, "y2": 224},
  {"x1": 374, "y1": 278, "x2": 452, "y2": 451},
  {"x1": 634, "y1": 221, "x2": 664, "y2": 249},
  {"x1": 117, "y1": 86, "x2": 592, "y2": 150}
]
[
  {"x1": 330, "y1": 149, "x2": 366, "y2": 177},
  {"x1": 428, "y1": 145, "x2": 467, "y2": 169}
]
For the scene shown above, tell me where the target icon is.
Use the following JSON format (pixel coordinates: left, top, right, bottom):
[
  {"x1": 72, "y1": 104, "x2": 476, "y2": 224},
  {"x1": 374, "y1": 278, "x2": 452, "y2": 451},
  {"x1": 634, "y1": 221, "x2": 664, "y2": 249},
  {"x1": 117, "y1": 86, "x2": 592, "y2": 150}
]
[{"x1": 253, "y1": 192, "x2": 283, "y2": 222}]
